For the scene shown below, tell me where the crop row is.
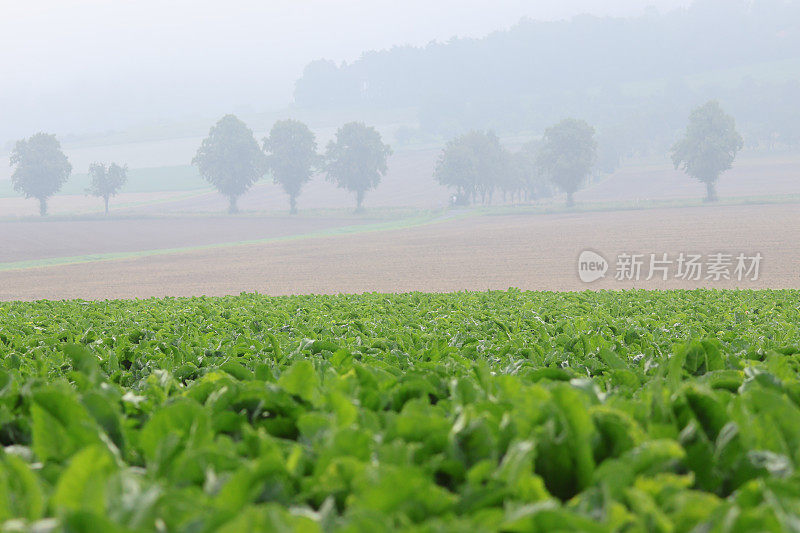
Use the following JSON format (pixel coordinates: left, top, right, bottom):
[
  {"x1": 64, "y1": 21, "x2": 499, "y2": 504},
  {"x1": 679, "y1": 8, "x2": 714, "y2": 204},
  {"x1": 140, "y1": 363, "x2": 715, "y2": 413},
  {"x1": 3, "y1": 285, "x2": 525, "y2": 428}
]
[{"x1": 0, "y1": 290, "x2": 799, "y2": 531}]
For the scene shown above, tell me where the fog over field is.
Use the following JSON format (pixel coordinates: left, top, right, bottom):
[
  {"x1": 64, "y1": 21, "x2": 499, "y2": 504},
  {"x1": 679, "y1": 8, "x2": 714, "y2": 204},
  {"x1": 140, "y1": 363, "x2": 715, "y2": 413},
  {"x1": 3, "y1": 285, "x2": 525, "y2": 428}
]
[
  {"x1": 5, "y1": 4, "x2": 800, "y2": 529},
  {"x1": 1, "y1": 0, "x2": 692, "y2": 142},
  {"x1": 1, "y1": 0, "x2": 799, "y2": 296}
]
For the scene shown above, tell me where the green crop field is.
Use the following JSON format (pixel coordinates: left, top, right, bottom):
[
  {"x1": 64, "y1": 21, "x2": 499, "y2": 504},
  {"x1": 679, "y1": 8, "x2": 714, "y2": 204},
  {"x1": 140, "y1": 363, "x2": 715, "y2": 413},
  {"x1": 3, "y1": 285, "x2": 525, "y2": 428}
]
[{"x1": 1, "y1": 290, "x2": 800, "y2": 531}]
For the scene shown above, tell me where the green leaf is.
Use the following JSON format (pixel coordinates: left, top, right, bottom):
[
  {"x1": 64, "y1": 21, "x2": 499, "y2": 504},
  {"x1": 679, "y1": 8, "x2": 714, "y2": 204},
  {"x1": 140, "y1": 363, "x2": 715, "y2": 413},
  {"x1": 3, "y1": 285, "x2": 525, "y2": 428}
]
[
  {"x1": 217, "y1": 504, "x2": 321, "y2": 533},
  {"x1": 138, "y1": 398, "x2": 212, "y2": 470},
  {"x1": 63, "y1": 343, "x2": 102, "y2": 379},
  {"x1": 52, "y1": 444, "x2": 117, "y2": 512},
  {"x1": 31, "y1": 386, "x2": 101, "y2": 462},
  {"x1": 553, "y1": 384, "x2": 596, "y2": 490},
  {"x1": 0, "y1": 454, "x2": 44, "y2": 522},
  {"x1": 598, "y1": 348, "x2": 627, "y2": 370},
  {"x1": 278, "y1": 360, "x2": 319, "y2": 403}
]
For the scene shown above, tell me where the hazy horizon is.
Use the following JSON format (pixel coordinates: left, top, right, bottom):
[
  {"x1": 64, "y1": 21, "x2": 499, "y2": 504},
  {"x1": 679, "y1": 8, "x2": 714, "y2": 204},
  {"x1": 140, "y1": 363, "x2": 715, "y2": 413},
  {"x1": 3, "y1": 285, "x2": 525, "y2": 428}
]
[{"x1": 1, "y1": 0, "x2": 692, "y2": 144}]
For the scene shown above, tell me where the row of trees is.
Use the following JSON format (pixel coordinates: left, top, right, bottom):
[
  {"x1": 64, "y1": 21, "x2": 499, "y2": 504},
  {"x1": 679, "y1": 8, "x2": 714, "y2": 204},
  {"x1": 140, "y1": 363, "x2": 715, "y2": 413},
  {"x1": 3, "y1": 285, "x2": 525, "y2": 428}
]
[
  {"x1": 7, "y1": 101, "x2": 743, "y2": 216},
  {"x1": 9, "y1": 133, "x2": 128, "y2": 215},
  {"x1": 435, "y1": 119, "x2": 599, "y2": 207},
  {"x1": 7, "y1": 117, "x2": 393, "y2": 216},
  {"x1": 193, "y1": 116, "x2": 392, "y2": 213},
  {"x1": 435, "y1": 101, "x2": 743, "y2": 206}
]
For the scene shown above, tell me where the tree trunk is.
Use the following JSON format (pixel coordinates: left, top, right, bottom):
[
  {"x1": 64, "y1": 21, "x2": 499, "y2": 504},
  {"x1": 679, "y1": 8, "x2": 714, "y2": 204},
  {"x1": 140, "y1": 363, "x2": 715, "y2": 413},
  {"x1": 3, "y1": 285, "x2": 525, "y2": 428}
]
[
  {"x1": 289, "y1": 195, "x2": 298, "y2": 215},
  {"x1": 355, "y1": 190, "x2": 365, "y2": 213},
  {"x1": 104, "y1": 196, "x2": 110, "y2": 215},
  {"x1": 566, "y1": 191, "x2": 575, "y2": 207},
  {"x1": 705, "y1": 182, "x2": 718, "y2": 202},
  {"x1": 228, "y1": 196, "x2": 239, "y2": 214},
  {"x1": 39, "y1": 197, "x2": 47, "y2": 216}
]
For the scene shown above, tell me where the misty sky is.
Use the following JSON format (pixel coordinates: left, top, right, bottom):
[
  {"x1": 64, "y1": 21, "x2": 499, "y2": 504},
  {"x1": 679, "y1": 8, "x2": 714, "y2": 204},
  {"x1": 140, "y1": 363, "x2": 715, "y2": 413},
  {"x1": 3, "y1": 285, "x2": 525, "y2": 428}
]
[{"x1": 1, "y1": 0, "x2": 691, "y2": 142}]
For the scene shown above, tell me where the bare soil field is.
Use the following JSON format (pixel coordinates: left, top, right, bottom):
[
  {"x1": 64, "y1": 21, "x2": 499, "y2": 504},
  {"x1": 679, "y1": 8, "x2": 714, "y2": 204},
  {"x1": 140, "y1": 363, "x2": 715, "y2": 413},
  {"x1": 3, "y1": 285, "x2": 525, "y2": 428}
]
[
  {"x1": 1, "y1": 203, "x2": 797, "y2": 300},
  {"x1": 575, "y1": 152, "x2": 800, "y2": 202},
  {"x1": 0, "y1": 215, "x2": 378, "y2": 264}
]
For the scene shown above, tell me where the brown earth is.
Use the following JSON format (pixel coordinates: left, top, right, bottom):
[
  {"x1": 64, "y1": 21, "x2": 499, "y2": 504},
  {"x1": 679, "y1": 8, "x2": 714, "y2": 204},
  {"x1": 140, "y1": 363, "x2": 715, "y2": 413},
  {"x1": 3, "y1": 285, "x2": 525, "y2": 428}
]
[
  {"x1": 0, "y1": 215, "x2": 379, "y2": 263},
  {"x1": 575, "y1": 152, "x2": 800, "y2": 202},
  {"x1": 1, "y1": 203, "x2": 798, "y2": 301}
]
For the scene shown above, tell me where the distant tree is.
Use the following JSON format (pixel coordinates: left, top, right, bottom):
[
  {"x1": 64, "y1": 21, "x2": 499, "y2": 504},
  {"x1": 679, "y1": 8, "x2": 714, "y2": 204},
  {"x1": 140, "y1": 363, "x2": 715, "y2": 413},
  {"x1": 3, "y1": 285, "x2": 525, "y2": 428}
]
[
  {"x1": 503, "y1": 152, "x2": 529, "y2": 203},
  {"x1": 192, "y1": 115, "x2": 266, "y2": 213},
  {"x1": 10, "y1": 133, "x2": 72, "y2": 216},
  {"x1": 434, "y1": 131, "x2": 506, "y2": 205},
  {"x1": 263, "y1": 119, "x2": 319, "y2": 214},
  {"x1": 294, "y1": 59, "x2": 359, "y2": 108},
  {"x1": 508, "y1": 141, "x2": 553, "y2": 203},
  {"x1": 434, "y1": 137, "x2": 477, "y2": 205},
  {"x1": 87, "y1": 162, "x2": 128, "y2": 215},
  {"x1": 324, "y1": 122, "x2": 392, "y2": 212},
  {"x1": 671, "y1": 101, "x2": 743, "y2": 202},
  {"x1": 537, "y1": 119, "x2": 597, "y2": 207}
]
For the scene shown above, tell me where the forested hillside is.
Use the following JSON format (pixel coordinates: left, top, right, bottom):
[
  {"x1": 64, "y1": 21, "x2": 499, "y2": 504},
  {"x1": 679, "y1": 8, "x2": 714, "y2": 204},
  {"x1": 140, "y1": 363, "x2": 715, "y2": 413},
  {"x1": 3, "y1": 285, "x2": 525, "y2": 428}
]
[{"x1": 294, "y1": 0, "x2": 800, "y2": 155}]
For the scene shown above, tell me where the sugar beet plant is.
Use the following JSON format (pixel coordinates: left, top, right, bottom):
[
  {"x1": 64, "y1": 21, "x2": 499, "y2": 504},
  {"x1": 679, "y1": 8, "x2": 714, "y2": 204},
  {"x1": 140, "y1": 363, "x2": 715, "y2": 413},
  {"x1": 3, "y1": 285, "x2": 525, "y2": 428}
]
[{"x1": 1, "y1": 290, "x2": 800, "y2": 531}]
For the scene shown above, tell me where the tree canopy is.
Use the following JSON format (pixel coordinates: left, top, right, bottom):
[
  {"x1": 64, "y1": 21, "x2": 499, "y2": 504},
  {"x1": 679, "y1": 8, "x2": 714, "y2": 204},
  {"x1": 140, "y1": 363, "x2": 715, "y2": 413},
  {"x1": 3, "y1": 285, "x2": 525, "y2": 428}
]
[
  {"x1": 537, "y1": 119, "x2": 597, "y2": 206},
  {"x1": 87, "y1": 162, "x2": 128, "y2": 214},
  {"x1": 434, "y1": 131, "x2": 507, "y2": 205},
  {"x1": 508, "y1": 141, "x2": 553, "y2": 203},
  {"x1": 192, "y1": 115, "x2": 266, "y2": 213},
  {"x1": 324, "y1": 122, "x2": 392, "y2": 211},
  {"x1": 10, "y1": 133, "x2": 72, "y2": 216},
  {"x1": 671, "y1": 100, "x2": 743, "y2": 202},
  {"x1": 263, "y1": 119, "x2": 319, "y2": 214}
]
